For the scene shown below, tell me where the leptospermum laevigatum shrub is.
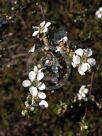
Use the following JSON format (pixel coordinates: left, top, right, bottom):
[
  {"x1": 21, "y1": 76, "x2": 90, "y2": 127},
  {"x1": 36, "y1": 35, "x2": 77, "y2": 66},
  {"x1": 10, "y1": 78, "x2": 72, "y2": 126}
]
[{"x1": 21, "y1": 19, "x2": 101, "y2": 131}]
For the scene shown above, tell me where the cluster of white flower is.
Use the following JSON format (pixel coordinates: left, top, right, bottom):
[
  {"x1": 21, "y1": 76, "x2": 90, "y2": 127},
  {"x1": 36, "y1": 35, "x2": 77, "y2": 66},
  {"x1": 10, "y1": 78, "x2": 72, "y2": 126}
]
[
  {"x1": 96, "y1": 7, "x2": 102, "y2": 19},
  {"x1": 72, "y1": 48, "x2": 96, "y2": 75},
  {"x1": 77, "y1": 85, "x2": 88, "y2": 101},
  {"x1": 22, "y1": 20, "x2": 97, "y2": 115},
  {"x1": 22, "y1": 21, "x2": 52, "y2": 114},
  {"x1": 22, "y1": 66, "x2": 48, "y2": 110}
]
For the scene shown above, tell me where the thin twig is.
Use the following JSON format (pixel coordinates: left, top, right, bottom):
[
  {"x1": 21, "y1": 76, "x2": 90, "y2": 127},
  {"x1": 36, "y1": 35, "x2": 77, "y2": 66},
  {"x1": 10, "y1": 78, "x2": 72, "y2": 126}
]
[
  {"x1": 37, "y1": 3, "x2": 45, "y2": 21},
  {"x1": 12, "y1": 53, "x2": 28, "y2": 59}
]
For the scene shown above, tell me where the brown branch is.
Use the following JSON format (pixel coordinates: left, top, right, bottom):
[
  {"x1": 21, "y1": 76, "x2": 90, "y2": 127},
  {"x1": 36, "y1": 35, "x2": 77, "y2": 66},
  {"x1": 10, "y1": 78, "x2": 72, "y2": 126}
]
[
  {"x1": 12, "y1": 53, "x2": 28, "y2": 59},
  {"x1": 36, "y1": 3, "x2": 45, "y2": 21}
]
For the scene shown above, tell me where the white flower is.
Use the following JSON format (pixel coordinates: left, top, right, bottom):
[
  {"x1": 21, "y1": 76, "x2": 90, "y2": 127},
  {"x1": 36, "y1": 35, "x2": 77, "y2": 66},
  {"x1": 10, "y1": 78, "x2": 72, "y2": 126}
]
[
  {"x1": 32, "y1": 21, "x2": 51, "y2": 37},
  {"x1": 96, "y1": 7, "x2": 102, "y2": 19},
  {"x1": 28, "y1": 86, "x2": 48, "y2": 109},
  {"x1": 77, "y1": 85, "x2": 88, "y2": 101},
  {"x1": 22, "y1": 65, "x2": 48, "y2": 109},
  {"x1": 72, "y1": 48, "x2": 96, "y2": 75},
  {"x1": 22, "y1": 66, "x2": 45, "y2": 85},
  {"x1": 31, "y1": 91, "x2": 48, "y2": 109},
  {"x1": 22, "y1": 66, "x2": 46, "y2": 94}
]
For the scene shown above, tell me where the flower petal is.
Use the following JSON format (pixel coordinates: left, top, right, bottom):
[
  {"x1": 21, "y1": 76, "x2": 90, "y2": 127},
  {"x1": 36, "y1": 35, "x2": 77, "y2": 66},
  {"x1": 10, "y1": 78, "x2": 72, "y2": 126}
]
[
  {"x1": 80, "y1": 85, "x2": 85, "y2": 90},
  {"x1": 96, "y1": 11, "x2": 99, "y2": 16},
  {"x1": 75, "y1": 48, "x2": 83, "y2": 56},
  {"x1": 38, "y1": 82, "x2": 46, "y2": 90},
  {"x1": 84, "y1": 48, "x2": 92, "y2": 57},
  {"x1": 87, "y1": 63, "x2": 91, "y2": 71},
  {"x1": 73, "y1": 55, "x2": 80, "y2": 65},
  {"x1": 97, "y1": 14, "x2": 102, "y2": 19},
  {"x1": 83, "y1": 88, "x2": 88, "y2": 94},
  {"x1": 77, "y1": 94, "x2": 82, "y2": 100},
  {"x1": 87, "y1": 58, "x2": 96, "y2": 66},
  {"x1": 99, "y1": 7, "x2": 102, "y2": 12},
  {"x1": 32, "y1": 31, "x2": 39, "y2": 37},
  {"x1": 29, "y1": 45, "x2": 35, "y2": 53},
  {"x1": 78, "y1": 66, "x2": 85, "y2": 75},
  {"x1": 32, "y1": 26, "x2": 39, "y2": 29},
  {"x1": 79, "y1": 63, "x2": 90, "y2": 72},
  {"x1": 33, "y1": 66, "x2": 38, "y2": 72},
  {"x1": 63, "y1": 36, "x2": 68, "y2": 43},
  {"x1": 40, "y1": 21, "x2": 45, "y2": 27},
  {"x1": 39, "y1": 100, "x2": 48, "y2": 108},
  {"x1": 29, "y1": 71, "x2": 36, "y2": 81},
  {"x1": 42, "y1": 27, "x2": 48, "y2": 33},
  {"x1": 22, "y1": 80, "x2": 31, "y2": 87},
  {"x1": 29, "y1": 86, "x2": 38, "y2": 96},
  {"x1": 81, "y1": 93, "x2": 86, "y2": 98},
  {"x1": 38, "y1": 92, "x2": 46, "y2": 99},
  {"x1": 37, "y1": 71, "x2": 44, "y2": 81},
  {"x1": 71, "y1": 62, "x2": 77, "y2": 68},
  {"x1": 45, "y1": 22, "x2": 51, "y2": 28}
]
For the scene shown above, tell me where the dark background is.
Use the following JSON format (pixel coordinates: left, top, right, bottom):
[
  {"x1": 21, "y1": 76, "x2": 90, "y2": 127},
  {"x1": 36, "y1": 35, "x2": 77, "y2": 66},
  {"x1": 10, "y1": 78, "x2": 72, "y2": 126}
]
[{"x1": 0, "y1": 0, "x2": 102, "y2": 136}]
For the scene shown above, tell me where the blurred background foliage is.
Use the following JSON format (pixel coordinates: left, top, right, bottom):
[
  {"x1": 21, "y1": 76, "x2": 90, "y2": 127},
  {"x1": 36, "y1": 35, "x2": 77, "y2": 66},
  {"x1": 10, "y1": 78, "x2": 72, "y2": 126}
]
[{"x1": 0, "y1": 0, "x2": 102, "y2": 135}]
